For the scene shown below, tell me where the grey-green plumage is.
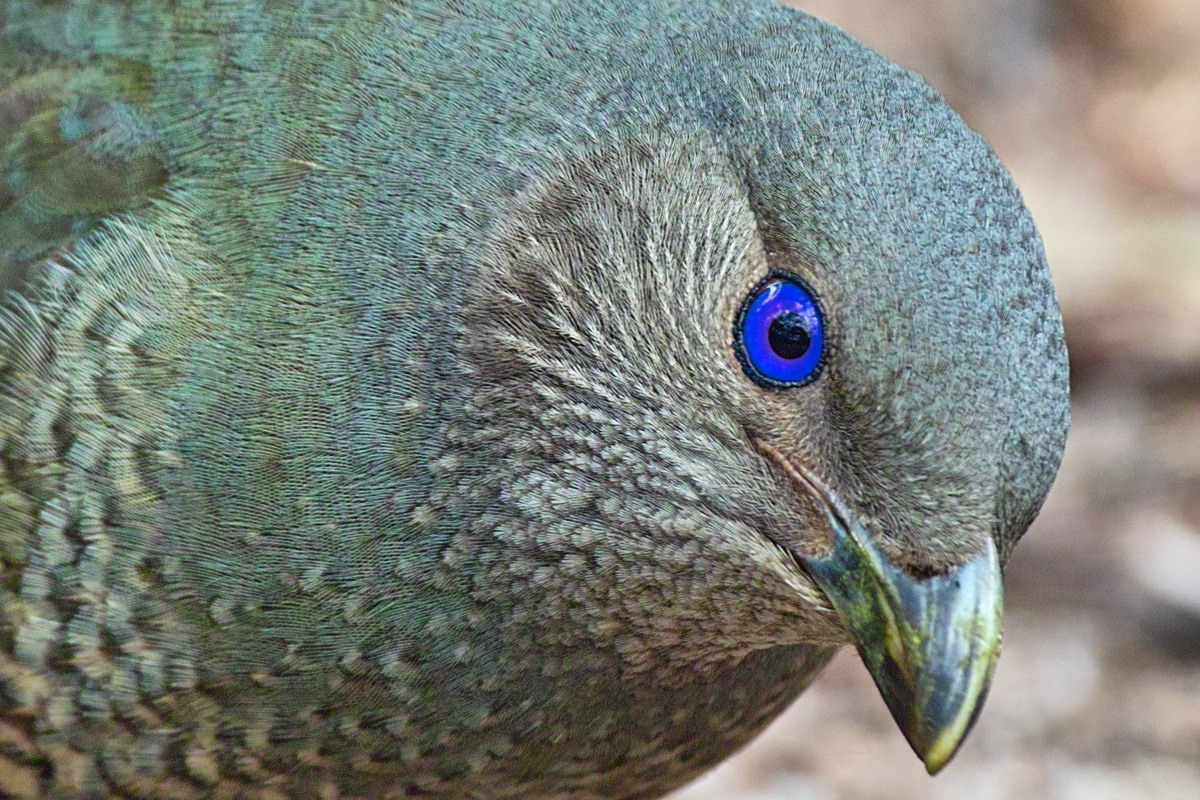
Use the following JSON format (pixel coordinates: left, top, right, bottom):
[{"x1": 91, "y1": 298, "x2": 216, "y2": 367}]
[{"x1": 0, "y1": 1, "x2": 1069, "y2": 798}]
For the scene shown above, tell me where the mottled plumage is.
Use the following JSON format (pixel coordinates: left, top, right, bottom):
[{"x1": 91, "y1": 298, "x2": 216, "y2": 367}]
[{"x1": 0, "y1": 1, "x2": 1069, "y2": 799}]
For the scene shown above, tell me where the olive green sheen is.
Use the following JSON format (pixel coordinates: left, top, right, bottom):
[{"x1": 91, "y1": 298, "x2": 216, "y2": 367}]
[{"x1": 0, "y1": 1, "x2": 1069, "y2": 799}]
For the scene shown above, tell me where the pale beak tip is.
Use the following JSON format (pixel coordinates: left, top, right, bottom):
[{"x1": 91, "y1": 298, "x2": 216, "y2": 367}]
[{"x1": 919, "y1": 732, "x2": 963, "y2": 775}]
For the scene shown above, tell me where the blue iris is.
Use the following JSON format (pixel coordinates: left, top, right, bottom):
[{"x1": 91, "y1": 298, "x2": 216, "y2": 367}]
[{"x1": 736, "y1": 276, "x2": 825, "y2": 388}]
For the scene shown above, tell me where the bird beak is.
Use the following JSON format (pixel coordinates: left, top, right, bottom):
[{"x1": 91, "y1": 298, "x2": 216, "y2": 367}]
[{"x1": 757, "y1": 442, "x2": 1003, "y2": 774}]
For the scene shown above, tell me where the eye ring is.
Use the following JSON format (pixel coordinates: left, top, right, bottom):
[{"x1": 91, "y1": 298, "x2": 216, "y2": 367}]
[{"x1": 734, "y1": 273, "x2": 826, "y2": 389}]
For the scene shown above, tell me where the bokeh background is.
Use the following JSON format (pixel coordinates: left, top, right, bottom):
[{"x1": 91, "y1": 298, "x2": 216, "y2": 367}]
[{"x1": 672, "y1": 1, "x2": 1200, "y2": 799}]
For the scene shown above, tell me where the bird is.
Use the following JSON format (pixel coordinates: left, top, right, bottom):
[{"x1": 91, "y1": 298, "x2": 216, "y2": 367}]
[{"x1": 0, "y1": 1, "x2": 1070, "y2": 798}]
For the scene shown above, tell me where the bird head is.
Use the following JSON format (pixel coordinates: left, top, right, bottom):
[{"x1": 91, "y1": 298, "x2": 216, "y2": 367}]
[{"x1": 452, "y1": 22, "x2": 1068, "y2": 775}]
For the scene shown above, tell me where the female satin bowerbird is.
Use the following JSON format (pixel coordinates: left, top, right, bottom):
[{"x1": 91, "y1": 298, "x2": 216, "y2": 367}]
[{"x1": 0, "y1": 0, "x2": 1069, "y2": 798}]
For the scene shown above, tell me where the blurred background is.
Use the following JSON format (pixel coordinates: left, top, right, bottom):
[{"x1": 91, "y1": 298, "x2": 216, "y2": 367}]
[{"x1": 672, "y1": 1, "x2": 1200, "y2": 799}]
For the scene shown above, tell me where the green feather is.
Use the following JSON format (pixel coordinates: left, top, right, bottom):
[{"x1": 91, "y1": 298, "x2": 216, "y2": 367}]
[{"x1": 0, "y1": 2, "x2": 1068, "y2": 798}]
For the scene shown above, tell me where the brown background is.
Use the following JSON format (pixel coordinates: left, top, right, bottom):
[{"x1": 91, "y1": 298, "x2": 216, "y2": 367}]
[{"x1": 672, "y1": 1, "x2": 1200, "y2": 798}]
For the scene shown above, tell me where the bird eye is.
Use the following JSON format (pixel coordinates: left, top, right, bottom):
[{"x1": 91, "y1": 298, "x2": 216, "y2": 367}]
[{"x1": 735, "y1": 276, "x2": 825, "y2": 388}]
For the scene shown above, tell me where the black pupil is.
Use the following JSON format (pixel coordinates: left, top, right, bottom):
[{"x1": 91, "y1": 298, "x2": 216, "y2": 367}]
[{"x1": 768, "y1": 312, "x2": 812, "y2": 360}]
